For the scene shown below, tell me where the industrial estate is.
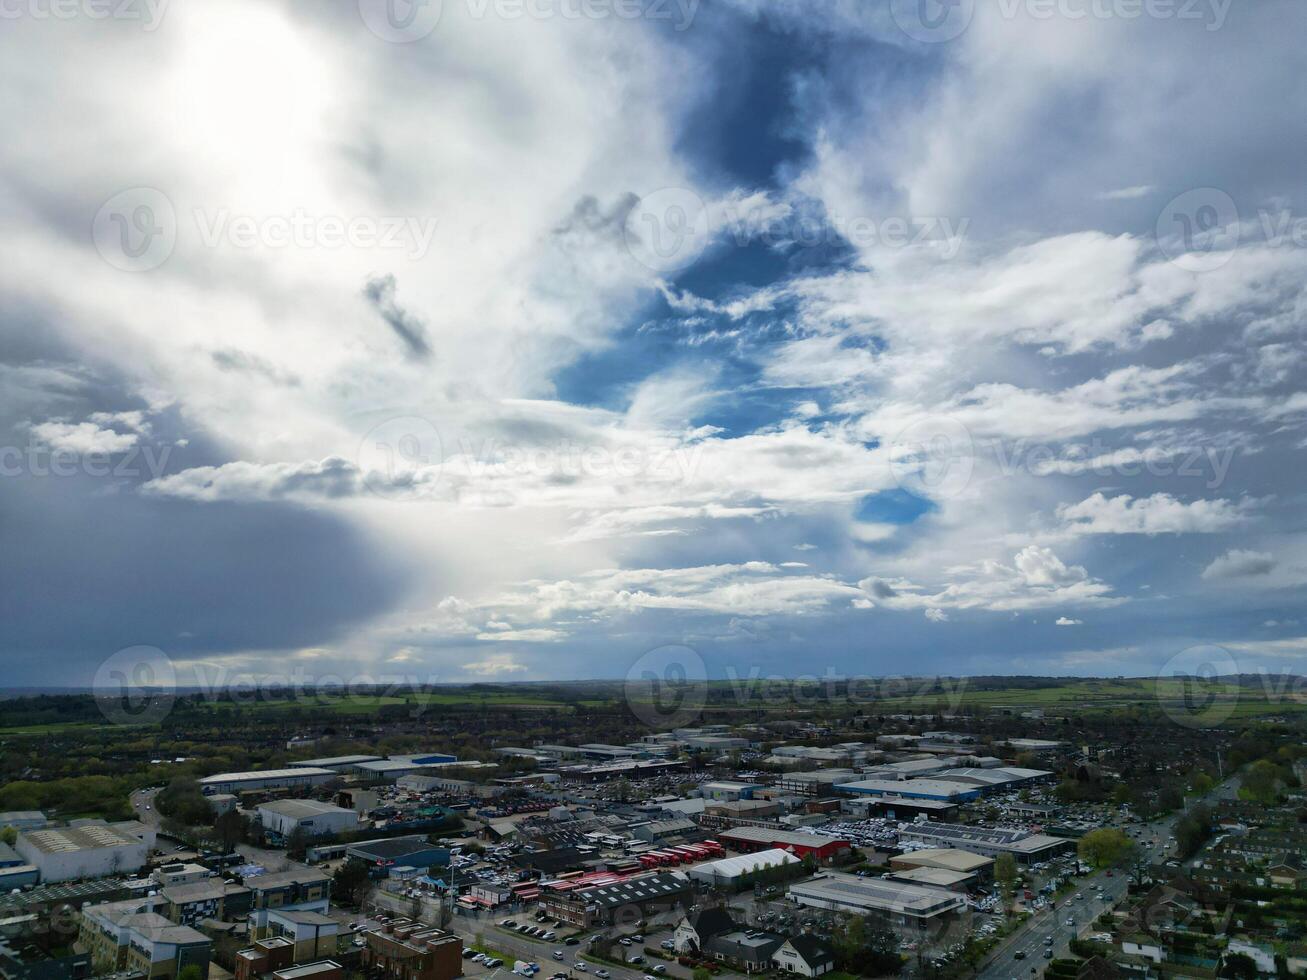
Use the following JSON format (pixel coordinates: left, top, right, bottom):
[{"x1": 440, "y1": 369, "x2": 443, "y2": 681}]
[{"x1": 0, "y1": 678, "x2": 1303, "y2": 980}]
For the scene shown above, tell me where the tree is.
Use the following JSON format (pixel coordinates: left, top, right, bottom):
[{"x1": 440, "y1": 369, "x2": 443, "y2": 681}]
[
  {"x1": 1078, "y1": 829, "x2": 1135, "y2": 869},
  {"x1": 692, "y1": 969, "x2": 712, "y2": 980},
  {"x1": 1240, "y1": 760, "x2": 1282, "y2": 805},
  {"x1": 178, "y1": 967, "x2": 203, "y2": 980},
  {"x1": 0, "y1": 826, "x2": 16, "y2": 845},
  {"x1": 332, "y1": 858, "x2": 372, "y2": 907},
  {"x1": 213, "y1": 809, "x2": 248, "y2": 852},
  {"x1": 994, "y1": 852, "x2": 1019, "y2": 900},
  {"x1": 1218, "y1": 952, "x2": 1258, "y2": 980}
]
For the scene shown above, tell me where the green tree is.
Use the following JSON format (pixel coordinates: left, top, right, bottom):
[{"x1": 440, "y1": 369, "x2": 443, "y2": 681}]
[
  {"x1": 1218, "y1": 952, "x2": 1258, "y2": 980},
  {"x1": 178, "y1": 966, "x2": 204, "y2": 980},
  {"x1": 213, "y1": 809, "x2": 248, "y2": 852},
  {"x1": 332, "y1": 858, "x2": 372, "y2": 907},
  {"x1": 0, "y1": 826, "x2": 16, "y2": 845},
  {"x1": 1240, "y1": 760, "x2": 1282, "y2": 805},
  {"x1": 994, "y1": 852, "x2": 1019, "y2": 900},
  {"x1": 692, "y1": 969, "x2": 712, "y2": 980},
  {"x1": 1077, "y1": 829, "x2": 1135, "y2": 869}
]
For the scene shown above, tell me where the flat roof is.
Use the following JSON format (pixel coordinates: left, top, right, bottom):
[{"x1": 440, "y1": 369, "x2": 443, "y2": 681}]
[
  {"x1": 258, "y1": 799, "x2": 356, "y2": 818},
  {"x1": 19, "y1": 825, "x2": 141, "y2": 854},
  {"x1": 289, "y1": 755, "x2": 382, "y2": 767},
  {"x1": 836, "y1": 778, "x2": 977, "y2": 798},
  {"x1": 720, "y1": 826, "x2": 849, "y2": 849},
  {"x1": 888, "y1": 867, "x2": 976, "y2": 887},
  {"x1": 891, "y1": 848, "x2": 993, "y2": 872},
  {"x1": 200, "y1": 767, "x2": 336, "y2": 784},
  {"x1": 275, "y1": 962, "x2": 343, "y2": 980},
  {"x1": 789, "y1": 872, "x2": 964, "y2": 917}
]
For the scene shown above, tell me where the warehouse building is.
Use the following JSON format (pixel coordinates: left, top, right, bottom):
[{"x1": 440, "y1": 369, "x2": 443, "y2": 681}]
[
  {"x1": 775, "y1": 770, "x2": 860, "y2": 797},
  {"x1": 931, "y1": 766, "x2": 1054, "y2": 793},
  {"x1": 542, "y1": 872, "x2": 693, "y2": 928},
  {"x1": 257, "y1": 800, "x2": 360, "y2": 839},
  {"x1": 834, "y1": 778, "x2": 981, "y2": 802},
  {"x1": 345, "y1": 836, "x2": 449, "y2": 874},
  {"x1": 843, "y1": 796, "x2": 958, "y2": 822},
  {"x1": 890, "y1": 848, "x2": 993, "y2": 881},
  {"x1": 16, "y1": 825, "x2": 147, "y2": 883},
  {"x1": 199, "y1": 768, "x2": 337, "y2": 795},
  {"x1": 701, "y1": 781, "x2": 764, "y2": 801},
  {"x1": 288, "y1": 755, "x2": 383, "y2": 773},
  {"x1": 788, "y1": 873, "x2": 966, "y2": 932},
  {"x1": 0, "y1": 812, "x2": 48, "y2": 832},
  {"x1": 897, "y1": 824, "x2": 1073, "y2": 865},
  {"x1": 718, "y1": 827, "x2": 851, "y2": 864},
  {"x1": 885, "y1": 866, "x2": 976, "y2": 891},
  {"x1": 862, "y1": 758, "x2": 954, "y2": 780},
  {"x1": 687, "y1": 849, "x2": 800, "y2": 889}
]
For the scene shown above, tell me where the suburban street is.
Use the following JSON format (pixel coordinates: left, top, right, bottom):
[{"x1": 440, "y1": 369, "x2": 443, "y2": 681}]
[{"x1": 978, "y1": 778, "x2": 1240, "y2": 979}]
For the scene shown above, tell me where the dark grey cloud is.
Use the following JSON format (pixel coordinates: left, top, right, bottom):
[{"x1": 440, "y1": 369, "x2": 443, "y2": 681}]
[
  {"x1": 364, "y1": 274, "x2": 431, "y2": 361},
  {"x1": 211, "y1": 348, "x2": 301, "y2": 387}
]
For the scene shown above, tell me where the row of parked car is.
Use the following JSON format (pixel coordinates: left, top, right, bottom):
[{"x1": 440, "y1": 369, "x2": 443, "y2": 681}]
[{"x1": 501, "y1": 918, "x2": 577, "y2": 943}]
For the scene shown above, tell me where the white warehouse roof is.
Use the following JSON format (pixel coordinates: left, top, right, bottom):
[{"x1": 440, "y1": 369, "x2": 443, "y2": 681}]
[{"x1": 689, "y1": 848, "x2": 799, "y2": 881}]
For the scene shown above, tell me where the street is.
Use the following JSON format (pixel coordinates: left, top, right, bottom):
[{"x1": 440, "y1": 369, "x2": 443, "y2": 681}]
[{"x1": 977, "y1": 778, "x2": 1238, "y2": 979}]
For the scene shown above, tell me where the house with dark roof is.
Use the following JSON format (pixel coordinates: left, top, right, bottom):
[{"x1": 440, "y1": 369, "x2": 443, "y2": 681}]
[
  {"x1": 705, "y1": 930, "x2": 784, "y2": 974},
  {"x1": 673, "y1": 907, "x2": 738, "y2": 953},
  {"x1": 772, "y1": 936, "x2": 835, "y2": 977}
]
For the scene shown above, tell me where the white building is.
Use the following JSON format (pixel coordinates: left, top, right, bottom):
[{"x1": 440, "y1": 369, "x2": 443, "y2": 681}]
[
  {"x1": 199, "y1": 767, "x2": 337, "y2": 794},
  {"x1": 16, "y1": 824, "x2": 148, "y2": 883},
  {"x1": 256, "y1": 799, "x2": 359, "y2": 838},
  {"x1": 687, "y1": 849, "x2": 799, "y2": 888}
]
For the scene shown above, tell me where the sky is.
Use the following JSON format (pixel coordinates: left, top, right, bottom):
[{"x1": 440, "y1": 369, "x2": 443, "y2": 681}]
[{"x1": 2, "y1": 0, "x2": 1307, "y2": 689}]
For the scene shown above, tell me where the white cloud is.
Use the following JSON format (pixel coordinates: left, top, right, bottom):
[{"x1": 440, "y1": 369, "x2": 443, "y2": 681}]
[
  {"x1": 1055, "y1": 617, "x2": 1083, "y2": 626},
  {"x1": 30, "y1": 420, "x2": 139, "y2": 455},
  {"x1": 1202, "y1": 549, "x2": 1277, "y2": 580},
  {"x1": 1058, "y1": 493, "x2": 1258, "y2": 535}
]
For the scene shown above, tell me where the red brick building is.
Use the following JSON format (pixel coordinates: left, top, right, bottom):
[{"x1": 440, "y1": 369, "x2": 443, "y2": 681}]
[{"x1": 361, "y1": 920, "x2": 462, "y2": 980}]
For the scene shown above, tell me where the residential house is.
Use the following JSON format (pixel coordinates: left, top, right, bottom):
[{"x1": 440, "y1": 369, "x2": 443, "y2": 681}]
[{"x1": 771, "y1": 936, "x2": 835, "y2": 977}]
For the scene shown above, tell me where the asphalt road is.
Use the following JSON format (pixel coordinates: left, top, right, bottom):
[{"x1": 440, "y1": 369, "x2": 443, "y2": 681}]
[{"x1": 978, "y1": 779, "x2": 1239, "y2": 980}]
